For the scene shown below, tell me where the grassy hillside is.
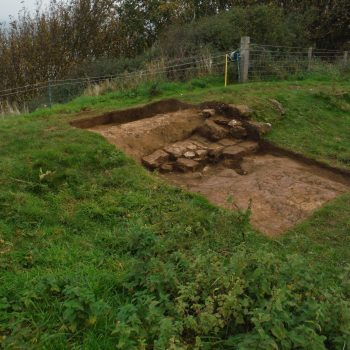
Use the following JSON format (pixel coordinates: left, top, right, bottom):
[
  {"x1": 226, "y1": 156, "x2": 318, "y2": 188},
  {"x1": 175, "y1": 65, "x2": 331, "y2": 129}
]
[{"x1": 1, "y1": 77, "x2": 350, "y2": 349}]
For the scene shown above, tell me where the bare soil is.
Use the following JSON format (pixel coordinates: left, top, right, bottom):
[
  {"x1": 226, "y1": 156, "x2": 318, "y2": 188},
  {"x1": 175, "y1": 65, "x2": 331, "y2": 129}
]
[
  {"x1": 89, "y1": 109, "x2": 204, "y2": 160},
  {"x1": 75, "y1": 99, "x2": 350, "y2": 236},
  {"x1": 163, "y1": 155, "x2": 348, "y2": 235}
]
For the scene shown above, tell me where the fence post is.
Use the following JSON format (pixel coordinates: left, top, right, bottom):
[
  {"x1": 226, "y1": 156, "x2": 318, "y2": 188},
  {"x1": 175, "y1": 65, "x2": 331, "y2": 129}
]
[
  {"x1": 308, "y1": 47, "x2": 313, "y2": 71},
  {"x1": 48, "y1": 79, "x2": 52, "y2": 109},
  {"x1": 344, "y1": 51, "x2": 348, "y2": 66},
  {"x1": 224, "y1": 54, "x2": 228, "y2": 87},
  {"x1": 240, "y1": 36, "x2": 250, "y2": 83}
]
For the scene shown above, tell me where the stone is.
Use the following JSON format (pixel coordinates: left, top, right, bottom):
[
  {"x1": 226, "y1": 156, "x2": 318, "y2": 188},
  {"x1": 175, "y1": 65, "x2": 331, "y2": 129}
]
[
  {"x1": 229, "y1": 104, "x2": 252, "y2": 118},
  {"x1": 228, "y1": 120, "x2": 248, "y2": 138},
  {"x1": 160, "y1": 163, "x2": 173, "y2": 172},
  {"x1": 184, "y1": 151, "x2": 196, "y2": 159},
  {"x1": 222, "y1": 145, "x2": 246, "y2": 159},
  {"x1": 175, "y1": 158, "x2": 201, "y2": 172},
  {"x1": 218, "y1": 138, "x2": 241, "y2": 147},
  {"x1": 195, "y1": 149, "x2": 208, "y2": 158},
  {"x1": 245, "y1": 121, "x2": 272, "y2": 139},
  {"x1": 213, "y1": 117, "x2": 229, "y2": 126},
  {"x1": 207, "y1": 143, "x2": 224, "y2": 159},
  {"x1": 239, "y1": 140, "x2": 259, "y2": 153},
  {"x1": 163, "y1": 144, "x2": 183, "y2": 159},
  {"x1": 269, "y1": 99, "x2": 285, "y2": 115},
  {"x1": 228, "y1": 119, "x2": 248, "y2": 138},
  {"x1": 228, "y1": 119, "x2": 241, "y2": 127},
  {"x1": 142, "y1": 149, "x2": 169, "y2": 169},
  {"x1": 191, "y1": 140, "x2": 208, "y2": 150},
  {"x1": 197, "y1": 119, "x2": 229, "y2": 141},
  {"x1": 200, "y1": 109, "x2": 216, "y2": 118},
  {"x1": 236, "y1": 105, "x2": 253, "y2": 118},
  {"x1": 186, "y1": 144, "x2": 197, "y2": 151},
  {"x1": 203, "y1": 165, "x2": 210, "y2": 173},
  {"x1": 164, "y1": 141, "x2": 197, "y2": 159}
]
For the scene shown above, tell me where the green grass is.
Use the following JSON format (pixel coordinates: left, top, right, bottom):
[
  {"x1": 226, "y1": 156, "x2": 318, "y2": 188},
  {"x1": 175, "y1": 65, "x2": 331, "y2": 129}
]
[
  {"x1": 0, "y1": 76, "x2": 350, "y2": 349},
  {"x1": 27, "y1": 74, "x2": 350, "y2": 169}
]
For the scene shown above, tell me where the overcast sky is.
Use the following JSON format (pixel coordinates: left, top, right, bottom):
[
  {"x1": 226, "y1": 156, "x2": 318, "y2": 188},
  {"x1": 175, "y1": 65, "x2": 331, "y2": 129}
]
[{"x1": 1, "y1": 0, "x2": 51, "y2": 21}]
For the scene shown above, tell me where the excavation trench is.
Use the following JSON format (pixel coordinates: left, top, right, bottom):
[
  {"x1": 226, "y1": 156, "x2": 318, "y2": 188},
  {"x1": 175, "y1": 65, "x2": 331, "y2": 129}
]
[{"x1": 72, "y1": 99, "x2": 350, "y2": 236}]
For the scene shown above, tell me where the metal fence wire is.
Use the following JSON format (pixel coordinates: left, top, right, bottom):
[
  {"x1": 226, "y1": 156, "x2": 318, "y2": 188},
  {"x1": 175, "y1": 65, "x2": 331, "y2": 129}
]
[
  {"x1": 0, "y1": 41, "x2": 349, "y2": 116},
  {"x1": 248, "y1": 44, "x2": 348, "y2": 81}
]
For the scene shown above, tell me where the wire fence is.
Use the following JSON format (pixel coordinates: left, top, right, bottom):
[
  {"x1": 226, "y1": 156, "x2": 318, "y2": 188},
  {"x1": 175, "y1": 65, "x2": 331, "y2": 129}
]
[
  {"x1": 0, "y1": 52, "x2": 227, "y2": 116},
  {"x1": 0, "y1": 42, "x2": 349, "y2": 116},
  {"x1": 248, "y1": 44, "x2": 348, "y2": 81}
]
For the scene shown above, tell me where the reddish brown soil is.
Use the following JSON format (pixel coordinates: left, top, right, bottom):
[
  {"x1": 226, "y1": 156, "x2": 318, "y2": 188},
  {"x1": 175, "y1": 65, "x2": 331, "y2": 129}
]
[
  {"x1": 76, "y1": 100, "x2": 350, "y2": 236},
  {"x1": 89, "y1": 109, "x2": 204, "y2": 160},
  {"x1": 162, "y1": 155, "x2": 348, "y2": 236}
]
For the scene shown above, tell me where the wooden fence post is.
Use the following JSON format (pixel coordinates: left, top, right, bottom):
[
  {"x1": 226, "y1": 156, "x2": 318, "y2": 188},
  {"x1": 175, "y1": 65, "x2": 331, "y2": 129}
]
[
  {"x1": 344, "y1": 51, "x2": 348, "y2": 66},
  {"x1": 240, "y1": 36, "x2": 250, "y2": 83},
  {"x1": 224, "y1": 54, "x2": 228, "y2": 87},
  {"x1": 308, "y1": 47, "x2": 313, "y2": 71},
  {"x1": 48, "y1": 79, "x2": 52, "y2": 109}
]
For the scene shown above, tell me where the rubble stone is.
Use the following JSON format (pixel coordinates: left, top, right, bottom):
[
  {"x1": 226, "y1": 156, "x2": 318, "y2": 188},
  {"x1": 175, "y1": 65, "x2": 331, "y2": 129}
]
[
  {"x1": 207, "y1": 143, "x2": 224, "y2": 159},
  {"x1": 213, "y1": 117, "x2": 229, "y2": 126},
  {"x1": 203, "y1": 165, "x2": 210, "y2": 173},
  {"x1": 163, "y1": 144, "x2": 183, "y2": 159},
  {"x1": 269, "y1": 99, "x2": 285, "y2": 115},
  {"x1": 245, "y1": 121, "x2": 272, "y2": 138},
  {"x1": 160, "y1": 163, "x2": 174, "y2": 172},
  {"x1": 228, "y1": 119, "x2": 241, "y2": 127},
  {"x1": 197, "y1": 119, "x2": 229, "y2": 141},
  {"x1": 184, "y1": 151, "x2": 196, "y2": 159},
  {"x1": 191, "y1": 140, "x2": 208, "y2": 150},
  {"x1": 142, "y1": 149, "x2": 169, "y2": 169},
  {"x1": 187, "y1": 144, "x2": 197, "y2": 151},
  {"x1": 228, "y1": 119, "x2": 248, "y2": 138},
  {"x1": 176, "y1": 158, "x2": 201, "y2": 172},
  {"x1": 201, "y1": 109, "x2": 216, "y2": 118},
  {"x1": 164, "y1": 141, "x2": 198, "y2": 159},
  {"x1": 222, "y1": 145, "x2": 246, "y2": 159},
  {"x1": 196, "y1": 149, "x2": 208, "y2": 158},
  {"x1": 239, "y1": 140, "x2": 259, "y2": 153},
  {"x1": 229, "y1": 104, "x2": 252, "y2": 118},
  {"x1": 218, "y1": 138, "x2": 241, "y2": 147}
]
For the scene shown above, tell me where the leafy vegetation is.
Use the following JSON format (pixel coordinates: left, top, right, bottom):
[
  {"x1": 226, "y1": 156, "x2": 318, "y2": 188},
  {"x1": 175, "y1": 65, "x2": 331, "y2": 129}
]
[
  {"x1": 0, "y1": 76, "x2": 349, "y2": 348},
  {"x1": 1, "y1": 0, "x2": 349, "y2": 106}
]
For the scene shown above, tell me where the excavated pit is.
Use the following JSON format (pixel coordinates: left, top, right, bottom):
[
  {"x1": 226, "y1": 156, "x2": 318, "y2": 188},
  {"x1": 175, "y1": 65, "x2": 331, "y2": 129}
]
[{"x1": 72, "y1": 99, "x2": 350, "y2": 236}]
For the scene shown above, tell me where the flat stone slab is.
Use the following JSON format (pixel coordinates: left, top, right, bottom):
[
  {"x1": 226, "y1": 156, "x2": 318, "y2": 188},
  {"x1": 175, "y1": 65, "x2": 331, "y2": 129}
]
[
  {"x1": 160, "y1": 163, "x2": 174, "y2": 172},
  {"x1": 142, "y1": 149, "x2": 169, "y2": 169},
  {"x1": 239, "y1": 141, "x2": 259, "y2": 153},
  {"x1": 184, "y1": 151, "x2": 196, "y2": 159},
  {"x1": 176, "y1": 158, "x2": 201, "y2": 172},
  {"x1": 195, "y1": 149, "x2": 208, "y2": 159},
  {"x1": 197, "y1": 119, "x2": 230, "y2": 141},
  {"x1": 222, "y1": 145, "x2": 246, "y2": 159},
  {"x1": 229, "y1": 104, "x2": 252, "y2": 118},
  {"x1": 218, "y1": 138, "x2": 241, "y2": 147},
  {"x1": 207, "y1": 143, "x2": 225, "y2": 159},
  {"x1": 245, "y1": 121, "x2": 272, "y2": 138},
  {"x1": 164, "y1": 140, "x2": 201, "y2": 159}
]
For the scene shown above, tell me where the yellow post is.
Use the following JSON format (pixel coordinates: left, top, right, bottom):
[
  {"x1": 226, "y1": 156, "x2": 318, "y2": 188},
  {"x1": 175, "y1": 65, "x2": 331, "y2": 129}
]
[{"x1": 224, "y1": 54, "x2": 228, "y2": 87}]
